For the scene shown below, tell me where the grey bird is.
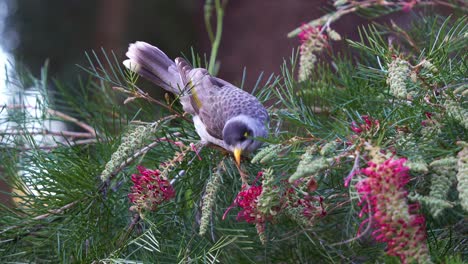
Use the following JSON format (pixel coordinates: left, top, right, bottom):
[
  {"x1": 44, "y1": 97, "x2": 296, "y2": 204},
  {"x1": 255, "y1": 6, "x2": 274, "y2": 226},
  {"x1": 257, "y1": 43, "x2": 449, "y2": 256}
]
[{"x1": 123, "y1": 41, "x2": 269, "y2": 164}]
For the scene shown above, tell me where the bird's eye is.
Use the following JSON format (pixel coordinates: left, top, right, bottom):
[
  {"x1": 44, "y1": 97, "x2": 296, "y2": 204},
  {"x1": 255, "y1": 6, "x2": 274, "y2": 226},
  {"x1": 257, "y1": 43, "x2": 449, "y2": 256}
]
[{"x1": 243, "y1": 131, "x2": 249, "y2": 137}]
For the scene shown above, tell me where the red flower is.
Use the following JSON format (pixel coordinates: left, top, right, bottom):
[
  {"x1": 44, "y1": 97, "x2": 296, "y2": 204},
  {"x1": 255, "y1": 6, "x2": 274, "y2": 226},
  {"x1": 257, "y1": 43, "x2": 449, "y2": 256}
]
[
  {"x1": 128, "y1": 165, "x2": 175, "y2": 212},
  {"x1": 350, "y1": 115, "x2": 380, "y2": 135},
  {"x1": 356, "y1": 158, "x2": 431, "y2": 263},
  {"x1": 224, "y1": 185, "x2": 264, "y2": 223}
]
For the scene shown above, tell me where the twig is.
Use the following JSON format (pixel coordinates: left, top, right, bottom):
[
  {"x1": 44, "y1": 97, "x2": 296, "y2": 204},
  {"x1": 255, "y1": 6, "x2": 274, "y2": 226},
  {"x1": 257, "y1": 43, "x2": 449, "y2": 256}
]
[
  {"x1": 32, "y1": 201, "x2": 80, "y2": 220},
  {"x1": 287, "y1": 0, "x2": 467, "y2": 38},
  {"x1": 117, "y1": 213, "x2": 141, "y2": 247},
  {"x1": 204, "y1": 0, "x2": 215, "y2": 44},
  {"x1": 1, "y1": 200, "x2": 81, "y2": 234},
  {"x1": 47, "y1": 109, "x2": 96, "y2": 137},
  {"x1": 1, "y1": 129, "x2": 95, "y2": 139},
  {"x1": 344, "y1": 151, "x2": 360, "y2": 187},
  {"x1": 207, "y1": 0, "x2": 226, "y2": 75},
  {"x1": 235, "y1": 162, "x2": 250, "y2": 186},
  {"x1": 4, "y1": 138, "x2": 99, "y2": 151},
  {"x1": 390, "y1": 20, "x2": 419, "y2": 51},
  {"x1": 110, "y1": 132, "x2": 182, "y2": 179},
  {"x1": 329, "y1": 200, "x2": 373, "y2": 246},
  {"x1": 112, "y1": 86, "x2": 191, "y2": 123}
]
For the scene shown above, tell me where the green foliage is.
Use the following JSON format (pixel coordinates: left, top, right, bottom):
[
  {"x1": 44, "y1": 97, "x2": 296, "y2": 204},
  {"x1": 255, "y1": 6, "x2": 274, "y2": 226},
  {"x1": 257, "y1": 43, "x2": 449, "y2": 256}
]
[{"x1": 1, "y1": 5, "x2": 467, "y2": 264}]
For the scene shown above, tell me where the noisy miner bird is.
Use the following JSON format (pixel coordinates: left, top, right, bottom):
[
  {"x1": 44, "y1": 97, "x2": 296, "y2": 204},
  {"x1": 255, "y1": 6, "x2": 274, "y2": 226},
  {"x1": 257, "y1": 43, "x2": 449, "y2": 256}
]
[{"x1": 123, "y1": 41, "x2": 269, "y2": 165}]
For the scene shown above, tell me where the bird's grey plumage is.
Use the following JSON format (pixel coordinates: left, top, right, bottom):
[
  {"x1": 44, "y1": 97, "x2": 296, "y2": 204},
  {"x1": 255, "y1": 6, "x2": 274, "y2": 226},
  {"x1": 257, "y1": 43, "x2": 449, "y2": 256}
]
[{"x1": 124, "y1": 41, "x2": 269, "y2": 153}]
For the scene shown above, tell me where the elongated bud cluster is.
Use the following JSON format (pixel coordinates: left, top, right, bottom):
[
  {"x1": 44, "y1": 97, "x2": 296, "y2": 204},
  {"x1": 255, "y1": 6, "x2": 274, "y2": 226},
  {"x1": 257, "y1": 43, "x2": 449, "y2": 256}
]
[
  {"x1": 257, "y1": 169, "x2": 281, "y2": 217},
  {"x1": 386, "y1": 57, "x2": 412, "y2": 99},
  {"x1": 457, "y1": 142, "x2": 468, "y2": 212},
  {"x1": 199, "y1": 169, "x2": 222, "y2": 236},
  {"x1": 405, "y1": 156, "x2": 429, "y2": 173},
  {"x1": 333, "y1": 0, "x2": 348, "y2": 7},
  {"x1": 289, "y1": 145, "x2": 331, "y2": 183},
  {"x1": 101, "y1": 124, "x2": 159, "y2": 181},
  {"x1": 289, "y1": 141, "x2": 340, "y2": 183},
  {"x1": 251, "y1": 144, "x2": 282, "y2": 164},
  {"x1": 429, "y1": 158, "x2": 457, "y2": 196},
  {"x1": 444, "y1": 86, "x2": 468, "y2": 130},
  {"x1": 409, "y1": 157, "x2": 457, "y2": 218},
  {"x1": 420, "y1": 59, "x2": 438, "y2": 73}
]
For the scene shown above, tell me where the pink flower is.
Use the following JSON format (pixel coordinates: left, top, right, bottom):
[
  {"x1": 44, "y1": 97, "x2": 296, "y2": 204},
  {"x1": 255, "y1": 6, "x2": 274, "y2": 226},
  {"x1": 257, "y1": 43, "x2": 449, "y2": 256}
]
[
  {"x1": 297, "y1": 24, "x2": 329, "y2": 81},
  {"x1": 298, "y1": 24, "x2": 324, "y2": 43},
  {"x1": 356, "y1": 158, "x2": 431, "y2": 264},
  {"x1": 128, "y1": 165, "x2": 175, "y2": 212}
]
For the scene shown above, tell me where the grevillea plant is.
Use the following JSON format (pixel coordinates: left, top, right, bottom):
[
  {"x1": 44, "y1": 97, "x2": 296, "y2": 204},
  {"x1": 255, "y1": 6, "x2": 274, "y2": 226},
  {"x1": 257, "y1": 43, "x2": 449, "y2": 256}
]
[{"x1": 0, "y1": 1, "x2": 466, "y2": 263}]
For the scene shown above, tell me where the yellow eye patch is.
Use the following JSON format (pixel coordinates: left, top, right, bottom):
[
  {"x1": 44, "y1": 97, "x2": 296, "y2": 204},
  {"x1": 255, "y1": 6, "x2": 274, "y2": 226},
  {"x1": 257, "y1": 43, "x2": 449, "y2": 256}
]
[{"x1": 244, "y1": 132, "x2": 249, "y2": 137}]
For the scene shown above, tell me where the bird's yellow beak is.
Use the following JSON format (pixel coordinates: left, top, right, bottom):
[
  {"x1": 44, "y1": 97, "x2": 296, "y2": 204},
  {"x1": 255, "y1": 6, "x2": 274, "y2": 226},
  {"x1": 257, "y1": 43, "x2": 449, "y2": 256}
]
[{"x1": 234, "y1": 147, "x2": 242, "y2": 166}]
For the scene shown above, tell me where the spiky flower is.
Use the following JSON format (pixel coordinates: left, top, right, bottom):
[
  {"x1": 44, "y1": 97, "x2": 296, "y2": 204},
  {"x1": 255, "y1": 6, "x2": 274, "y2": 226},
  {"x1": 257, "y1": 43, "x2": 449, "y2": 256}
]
[
  {"x1": 223, "y1": 171, "x2": 277, "y2": 244},
  {"x1": 298, "y1": 25, "x2": 329, "y2": 81},
  {"x1": 387, "y1": 57, "x2": 412, "y2": 99},
  {"x1": 223, "y1": 184, "x2": 267, "y2": 243},
  {"x1": 199, "y1": 170, "x2": 222, "y2": 236},
  {"x1": 128, "y1": 166, "x2": 175, "y2": 213},
  {"x1": 456, "y1": 142, "x2": 468, "y2": 212},
  {"x1": 357, "y1": 158, "x2": 432, "y2": 264}
]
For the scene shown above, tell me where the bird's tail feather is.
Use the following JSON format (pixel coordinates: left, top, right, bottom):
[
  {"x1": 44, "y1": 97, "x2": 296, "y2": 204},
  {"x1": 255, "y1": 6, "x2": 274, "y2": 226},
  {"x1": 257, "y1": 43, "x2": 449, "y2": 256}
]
[{"x1": 124, "y1": 41, "x2": 183, "y2": 94}]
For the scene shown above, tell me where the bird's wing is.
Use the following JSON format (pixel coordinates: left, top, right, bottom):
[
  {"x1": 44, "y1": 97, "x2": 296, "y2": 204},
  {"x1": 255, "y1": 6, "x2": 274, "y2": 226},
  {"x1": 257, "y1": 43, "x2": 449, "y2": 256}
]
[
  {"x1": 175, "y1": 57, "x2": 225, "y2": 139},
  {"x1": 197, "y1": 83, "x2": 269, "y2": 140},
  {"x1": 175, "y1": 58, "x2": 268, "y2": 140}
]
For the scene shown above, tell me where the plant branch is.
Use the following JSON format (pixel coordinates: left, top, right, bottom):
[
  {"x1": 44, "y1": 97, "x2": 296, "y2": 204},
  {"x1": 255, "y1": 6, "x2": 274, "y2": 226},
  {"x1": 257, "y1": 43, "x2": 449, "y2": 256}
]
[
  {"x1": 287, "y1": 0, "x2": 467, "y2": 38},
  {"x1": 1, "y1": 129, "x2": 95, "y2": 139},
  {"x1": 207, "y1": 0, "x2": 226, "y2": 75},
  {"x1": 112, "y1": 86, "x2": 191, "y2": 123},
  {"x1": 204, "y1": 0, "x2": 215, "y2": 44},
  {"x1": 47, "y1": 109, "x2": 97, "y2": 137},
  {"x1": 109, "y1": 131, "x2": 182, "y2": 179}
]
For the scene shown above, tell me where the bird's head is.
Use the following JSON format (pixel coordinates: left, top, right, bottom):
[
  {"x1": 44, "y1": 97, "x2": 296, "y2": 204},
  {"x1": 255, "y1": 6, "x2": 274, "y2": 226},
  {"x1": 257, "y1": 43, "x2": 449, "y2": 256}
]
[{"x1": 222, "y1": 115, "x2": 268, "y2": 165}]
